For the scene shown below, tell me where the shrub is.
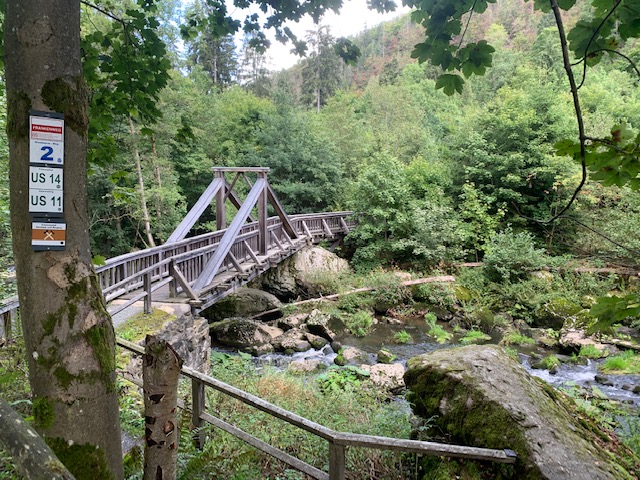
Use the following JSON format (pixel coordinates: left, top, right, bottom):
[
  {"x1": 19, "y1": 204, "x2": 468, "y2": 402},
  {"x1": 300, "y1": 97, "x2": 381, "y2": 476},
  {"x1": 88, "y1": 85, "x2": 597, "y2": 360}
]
[
  {"x1": 344, "y1": 311, "x2": 374, "y2": 337},
  {"x1": 483, "y1": 228, "x2": 547, "y2": 283},
  {"x1": 393, "y1": 330, "x2": 413, "y2": 344},
  {"x1": 412, "y1": 282, "x2": 456, "y2": 308}
]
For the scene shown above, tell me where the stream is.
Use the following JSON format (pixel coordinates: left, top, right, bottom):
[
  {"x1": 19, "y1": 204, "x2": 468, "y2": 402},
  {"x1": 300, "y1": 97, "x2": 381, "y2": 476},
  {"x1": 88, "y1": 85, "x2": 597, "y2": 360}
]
[{"x1": 249, "y1": 315, "x2": 640, "y2": 408}]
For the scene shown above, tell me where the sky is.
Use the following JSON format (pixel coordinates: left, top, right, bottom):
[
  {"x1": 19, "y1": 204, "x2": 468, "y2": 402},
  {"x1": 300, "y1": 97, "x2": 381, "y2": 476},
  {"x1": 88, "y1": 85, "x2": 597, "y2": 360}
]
[
  {"x1": 255, "y1": 0, "x2": 412, "y2": 70},
  {"x1": 181, "y1": 0, "x2": 411, "y2": 71}
]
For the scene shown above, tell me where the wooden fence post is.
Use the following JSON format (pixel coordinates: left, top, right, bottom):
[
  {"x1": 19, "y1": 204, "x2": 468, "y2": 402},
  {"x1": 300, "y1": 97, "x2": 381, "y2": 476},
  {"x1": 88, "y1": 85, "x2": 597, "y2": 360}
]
[
  {"x1": 329, "y1": 443, "x2": 346, "y2": 480},
  {"x1": 192, "y1": 378, "x2": 206, "y2": 449},
  {"x1": 143, "y1": 335, "x2": 182, "y2": 480},
  {"x1": 143, "y1": 272, "x2": 151, "y2": 314}
]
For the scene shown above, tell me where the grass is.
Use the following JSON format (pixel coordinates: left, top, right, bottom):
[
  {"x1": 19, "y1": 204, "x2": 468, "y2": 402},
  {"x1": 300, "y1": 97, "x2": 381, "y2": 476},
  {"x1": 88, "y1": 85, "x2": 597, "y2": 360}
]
[
  {"x1": 500, "y1": 332, "x2": 535, "y2": 347},
  {"x1": 393, "y1": 330, "x2": 413, "y2": 344},
  {"x1": 600, "y1": 350, "x2": 640, "y2": 374},
  {"x1": 173, "y1": 353, "x2": 415, "y2": 479},
  {"x1": 578, "y1": 344, "x2": 608, "y2": 359},
  {"x1": 428, "y1": 324, "x2": 452, "y2": 344},
  {"x1": 459, "y1": 330, "x2": 491, "y2": 345}
]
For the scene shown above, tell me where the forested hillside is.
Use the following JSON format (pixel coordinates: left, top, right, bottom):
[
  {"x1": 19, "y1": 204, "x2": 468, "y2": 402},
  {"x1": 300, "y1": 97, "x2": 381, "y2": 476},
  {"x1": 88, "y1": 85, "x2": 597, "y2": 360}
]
[{"x1": 1, "y1": 0, "x2": 639, "y2": 276}]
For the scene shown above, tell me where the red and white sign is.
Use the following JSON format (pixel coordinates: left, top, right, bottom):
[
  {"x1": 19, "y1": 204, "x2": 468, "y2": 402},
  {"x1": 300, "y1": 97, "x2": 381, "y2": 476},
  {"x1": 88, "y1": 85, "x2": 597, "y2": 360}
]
[{"x1": 29, "y1": 115, "x2": 64, "y2": 165}]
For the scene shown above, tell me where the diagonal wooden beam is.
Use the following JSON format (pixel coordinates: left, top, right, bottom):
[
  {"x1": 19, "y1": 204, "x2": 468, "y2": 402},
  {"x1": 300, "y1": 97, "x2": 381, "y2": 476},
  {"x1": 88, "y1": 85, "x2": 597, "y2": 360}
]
[
  {"x1": 267, "y1": 184, "x2": 298, "y2": 239},
  {"x1": 192, "y1": 177, "x2": 267, "y2": 291},
  {"x1": 166, "y1": 177, "x2": 224, "y2": 244},
  {"x1": 226, "y1": 180, "x2": 256, "y2": 223}
]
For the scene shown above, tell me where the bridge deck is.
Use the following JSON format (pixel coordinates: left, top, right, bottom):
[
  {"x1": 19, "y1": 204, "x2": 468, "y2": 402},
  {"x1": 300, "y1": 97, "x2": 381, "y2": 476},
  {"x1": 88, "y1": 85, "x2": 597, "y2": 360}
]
[{"x1": 99, "y1": 212, "x2": 354, "y2": 319}]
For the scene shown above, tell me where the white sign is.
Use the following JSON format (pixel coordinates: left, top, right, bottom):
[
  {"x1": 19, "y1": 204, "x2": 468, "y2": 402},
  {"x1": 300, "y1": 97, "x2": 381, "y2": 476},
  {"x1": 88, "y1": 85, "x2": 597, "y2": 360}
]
[
  {"x1": 29, "y1": 189, "x2": 63, "y2": 214},
  {"x1": 29, "y1": 166, "x2": 63, "y2": 190},
  {"x1": 29, "y1": 116, "x2": 64, "y2": 165},
  {"x1": 32, "y1": 221, "x2": 66, "y2": 250}
]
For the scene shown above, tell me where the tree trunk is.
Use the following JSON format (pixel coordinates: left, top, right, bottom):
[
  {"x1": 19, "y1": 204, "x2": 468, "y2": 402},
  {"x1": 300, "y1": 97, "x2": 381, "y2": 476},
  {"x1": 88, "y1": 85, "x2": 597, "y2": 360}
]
[
  {"x1": 0, "y1": 397, "x2": 75, "y2": 480},
  {"x1": 129, "y1": 116, "x2": 156, "y2": 248},
  {"x1": 143, "y1": 335, "x2": 182, "y2": 480},
  {"x1": 5, "y1": 2, "x2": 124, "y2": 478}
]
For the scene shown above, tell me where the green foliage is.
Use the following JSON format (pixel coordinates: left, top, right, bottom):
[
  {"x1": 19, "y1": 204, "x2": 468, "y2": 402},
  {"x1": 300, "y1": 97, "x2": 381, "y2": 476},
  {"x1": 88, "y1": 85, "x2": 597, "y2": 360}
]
[
  {"x1": 344, "y1": 310, "x2": 375, "y2": 337},
  {"x1": 317, "y1": 366, "x2": 370, "y2": 393},
  {"x1": 600, "y1": 351, "x2": 640, "y2": 374},
  {"x1": 501, "y1": 332, "x2": 535, "y2": 347},
  {"x1": 538, "y1": 355, "x2": 561, "y2": 371},
  {"x1": 459, "y1": 330, "x2": 492, "y2": 345},
  {"x1": 393, "y1": 330, "x2": 413, "y2": 344},
  {"x1": 173, "y1": 355, "x2": 411, "y2": 479},
  {"x1": 427, "y1": 324, "x2": 453, "y2": 344},
  {"x1": 483, "y1": 228, "x2": 547, "y2": 283},
  {"x1": 578, "y1": 344, "x2": 608, "y2": 360}
]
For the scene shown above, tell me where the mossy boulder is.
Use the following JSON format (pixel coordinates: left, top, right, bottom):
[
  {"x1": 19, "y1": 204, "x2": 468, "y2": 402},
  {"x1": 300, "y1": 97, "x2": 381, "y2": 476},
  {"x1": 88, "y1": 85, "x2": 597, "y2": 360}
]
[
  {"x1": 532, "y1": 297, "x2": 583, "y2": 329},
  {"x1": 209, "y1": 317, "x2": 283, "y2": 349},
  {"x1": 405, "y1": 345, "x2": 638, "y2": 479},
  {"x1": 201, "y1": 288, "x2": 282, "y2": 322}
]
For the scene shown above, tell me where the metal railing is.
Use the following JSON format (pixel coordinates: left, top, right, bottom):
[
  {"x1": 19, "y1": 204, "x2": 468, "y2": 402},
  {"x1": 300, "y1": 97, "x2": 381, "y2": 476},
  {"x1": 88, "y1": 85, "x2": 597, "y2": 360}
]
[{"x1": 118, "y1": 337, "x2": 516, "y2": 480}]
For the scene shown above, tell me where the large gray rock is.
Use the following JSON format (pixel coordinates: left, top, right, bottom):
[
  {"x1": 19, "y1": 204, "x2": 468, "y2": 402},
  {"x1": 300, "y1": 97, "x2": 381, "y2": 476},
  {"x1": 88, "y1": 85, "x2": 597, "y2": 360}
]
[
  {"x1": 360, "y1": 363, "x2": 405, "y2": 392},
  {"x1": 305, "y1": 309, "x2": 336, "y2": 341},
  {"x1": 209, "y1": 317, "x2": 283, "y2": 349},
  {"x1": 202, "y1": 288, "x2": 282, "y2": 322},
  {"x1": 257, "y1": 246, "x2": 350, "y2": 299},
  {"x1": 405, "y1": 345, "x2": 639, "y2": 479}
]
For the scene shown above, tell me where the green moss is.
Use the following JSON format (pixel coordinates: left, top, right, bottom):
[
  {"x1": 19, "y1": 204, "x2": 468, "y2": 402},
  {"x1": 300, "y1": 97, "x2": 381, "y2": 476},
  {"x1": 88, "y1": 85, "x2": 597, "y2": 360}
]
[
  {"x1": 54, "y1": 366, "x2": 75, "y2": 389},
  {"x1": 43, "y1": 313, "x2": 59, "y2": 336},
  {"x1": 46, "y1": 437, "x2": 114, "y2": 480},
  {"x1": 115, "y1": 308, "x2": 175, "y2": 342},
  {"x1": 6, "y1": 91, "x2": 31, "y2": 140},
  {"x1": 86, "y1": 324, "x2": 116, "y2": 392},
  {"x1": 33, "y1": 396, "x2": 55, "y2": 430},
  {"x1": 41, "y1": 77, "x2": 89, "y2": 135}
]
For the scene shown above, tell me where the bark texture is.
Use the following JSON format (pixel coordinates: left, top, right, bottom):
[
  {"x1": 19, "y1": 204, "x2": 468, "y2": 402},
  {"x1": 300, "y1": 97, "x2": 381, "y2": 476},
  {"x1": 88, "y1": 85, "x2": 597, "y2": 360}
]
[
  {"x1": 0, "y1": 397, "x2": 75, "y2": 480},
  {"x1": 5, "y1": 2, "x2": 123, "y2": 478},
  {"x1": 143, "y1": 335, "x2": 182, "y2": 480}
]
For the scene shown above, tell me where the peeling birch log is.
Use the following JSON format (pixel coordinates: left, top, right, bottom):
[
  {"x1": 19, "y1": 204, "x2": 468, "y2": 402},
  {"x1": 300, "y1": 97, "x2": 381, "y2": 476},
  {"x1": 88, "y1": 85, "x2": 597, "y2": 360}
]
[
  {"x1": 253, "y1": 276, "x2": 455, "y2": 318},
  {"x1": 143, "y1": 335, "x2": 182, "y2": 480},
  {"x1": 0, "y1": 397, "x2": 74, "y2": 479}
]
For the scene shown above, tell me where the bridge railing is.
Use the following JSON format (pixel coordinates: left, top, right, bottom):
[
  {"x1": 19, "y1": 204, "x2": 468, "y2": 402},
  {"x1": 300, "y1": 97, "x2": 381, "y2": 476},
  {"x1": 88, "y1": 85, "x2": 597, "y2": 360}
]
[
  {"x1": 1, "y1": 212, "x2": 355, "y2": 323},
  {"x1": 118, "y1": 337, "x2": 517, "y2": 480},
  {"x1": 97, "y1": 212, "x2": 354, "y2": 313}
]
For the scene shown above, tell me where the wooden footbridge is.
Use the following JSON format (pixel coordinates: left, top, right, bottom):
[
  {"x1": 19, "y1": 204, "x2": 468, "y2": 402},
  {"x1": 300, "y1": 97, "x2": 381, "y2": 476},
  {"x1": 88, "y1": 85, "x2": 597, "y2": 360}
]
[{"x1": 96, "y1": 167, "x2": 355, "y2": 318}]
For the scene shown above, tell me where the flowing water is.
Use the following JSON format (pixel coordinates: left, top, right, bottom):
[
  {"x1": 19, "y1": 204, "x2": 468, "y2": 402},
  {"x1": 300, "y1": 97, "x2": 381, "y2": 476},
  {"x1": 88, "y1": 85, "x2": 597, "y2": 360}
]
[{"x1": 248, "y1": 315, "x2": 640, "y2": 407}]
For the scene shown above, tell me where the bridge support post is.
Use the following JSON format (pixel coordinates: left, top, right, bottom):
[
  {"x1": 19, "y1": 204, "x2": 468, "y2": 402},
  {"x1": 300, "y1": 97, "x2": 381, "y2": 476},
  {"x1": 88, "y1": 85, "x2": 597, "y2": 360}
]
[
  {"x1": 215, "y1": 170, "x2": 226, "y2": 231},
  {"x1": 258, "y1": 170, "x2": 268, "y2": 255}
]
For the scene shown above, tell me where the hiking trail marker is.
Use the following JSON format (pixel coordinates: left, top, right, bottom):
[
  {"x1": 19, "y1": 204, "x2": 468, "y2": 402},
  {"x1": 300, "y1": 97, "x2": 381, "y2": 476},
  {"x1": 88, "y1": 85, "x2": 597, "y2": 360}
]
[{"x1": 29, "y1": 111, "x2": 65, "y2": 250}]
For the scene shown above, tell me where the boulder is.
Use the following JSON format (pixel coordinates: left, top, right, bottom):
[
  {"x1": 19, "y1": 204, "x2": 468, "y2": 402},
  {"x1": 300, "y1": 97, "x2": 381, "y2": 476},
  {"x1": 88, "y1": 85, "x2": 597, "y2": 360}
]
[
  {"x1": 533, "y1": 298, "x2": 583, "y2": 329},
  {"x1": 277, "y1": 313, "x2": 308, "y2": 331},
  {"x1": 305, "y1": 309, "x2": 336, "y2": 341},
  {"x1": 209, "y1": 317, "x2": 284, "y2": 349},
  {"x1": 335, "y1": 346, "x2": 369, "y2": 366},
  {"x1": 305, "y1": 332, "x2": 328, "y2": 350},
  {"x1": 360, "y1": 363, "x2": 405, "y2": 392},
  {"x1": 377, "y1": 348, "x2": 397, "y2": 364},
  {"x1": 273, "y1": 329, "x2": 312, "y2": 353},
  {"x1": 288, "y1": 359, "x2": 324, "y2": 374},
  {"x1": 256, "y1": 246, "x2": 350, "y2": 299},
  {"x1": 202, "y1": 288, "x2": 282, "y2": 322},
  {"x1": 405, "y1": 345, "x2": 639, "y2": 479}
]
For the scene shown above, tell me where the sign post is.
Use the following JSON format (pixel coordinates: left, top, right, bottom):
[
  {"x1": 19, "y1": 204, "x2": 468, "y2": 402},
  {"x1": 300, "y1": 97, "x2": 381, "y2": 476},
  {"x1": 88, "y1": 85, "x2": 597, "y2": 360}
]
[{"x1": 29, "y1": 111, "x2": 65, "y2": 251}]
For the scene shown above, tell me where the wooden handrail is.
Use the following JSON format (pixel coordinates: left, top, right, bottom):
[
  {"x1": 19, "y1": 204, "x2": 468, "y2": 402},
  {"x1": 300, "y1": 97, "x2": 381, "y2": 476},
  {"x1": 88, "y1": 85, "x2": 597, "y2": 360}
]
[{"x1": 116, "y1": 338, "x2": 516, "y2": 480}]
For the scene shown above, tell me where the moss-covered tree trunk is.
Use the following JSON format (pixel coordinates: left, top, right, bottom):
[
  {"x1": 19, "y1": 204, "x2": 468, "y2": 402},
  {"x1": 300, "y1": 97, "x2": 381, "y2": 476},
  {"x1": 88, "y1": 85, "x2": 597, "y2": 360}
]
[{"x1": 4, "y1": 2, "x2": 124, "y2": 478}]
